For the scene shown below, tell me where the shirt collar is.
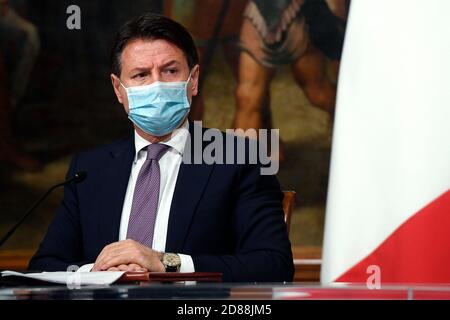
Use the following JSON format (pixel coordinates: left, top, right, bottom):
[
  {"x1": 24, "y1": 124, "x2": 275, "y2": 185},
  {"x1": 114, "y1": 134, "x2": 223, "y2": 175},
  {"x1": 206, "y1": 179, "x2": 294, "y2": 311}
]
[{"x1": 133, "y1": 120, "x2": 190, "y2": 163}]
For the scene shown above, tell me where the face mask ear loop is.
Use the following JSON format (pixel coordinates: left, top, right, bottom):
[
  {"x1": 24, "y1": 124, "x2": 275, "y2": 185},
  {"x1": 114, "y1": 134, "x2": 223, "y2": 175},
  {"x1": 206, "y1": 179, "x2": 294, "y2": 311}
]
[
  {"x1": 119, "y1": 79, "x2": 127, "y2": 90},
  {"x1": 185, "y1": 71, "x2": 192, "y2": 88},
  {"x1": 185, "y1": 71, "x2": 193, "y2": 105}
]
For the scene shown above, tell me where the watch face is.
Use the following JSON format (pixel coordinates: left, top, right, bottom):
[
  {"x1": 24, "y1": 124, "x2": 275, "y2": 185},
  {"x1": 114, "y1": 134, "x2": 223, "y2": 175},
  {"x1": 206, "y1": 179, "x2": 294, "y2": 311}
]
[{"x1": 163, "y1": 253, "x2": 181, "y2": 267}]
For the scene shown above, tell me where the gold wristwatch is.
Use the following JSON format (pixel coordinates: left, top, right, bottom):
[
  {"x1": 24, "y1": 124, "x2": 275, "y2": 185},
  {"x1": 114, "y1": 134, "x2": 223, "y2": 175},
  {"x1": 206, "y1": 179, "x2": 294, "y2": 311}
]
[{"x1": 160, "y1": 253, "x2": 181, "y2": 272}]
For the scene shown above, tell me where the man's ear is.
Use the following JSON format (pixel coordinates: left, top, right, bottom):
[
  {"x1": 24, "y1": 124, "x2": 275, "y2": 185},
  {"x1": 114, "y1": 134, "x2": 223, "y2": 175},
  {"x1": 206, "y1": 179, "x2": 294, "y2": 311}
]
[
  {"x1": 190, "y1": 64, "x2": 200, "y2": 96},
  {"x1": 111, "y1": 74, "x2": 124, "y2": 104}
]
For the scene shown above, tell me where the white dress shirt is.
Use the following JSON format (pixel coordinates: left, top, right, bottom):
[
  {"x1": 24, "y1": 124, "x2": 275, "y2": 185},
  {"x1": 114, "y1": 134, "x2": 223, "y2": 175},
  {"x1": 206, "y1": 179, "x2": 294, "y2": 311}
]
[{"x1": 79, "y1": 120, "x2": 194, "y2": 272}]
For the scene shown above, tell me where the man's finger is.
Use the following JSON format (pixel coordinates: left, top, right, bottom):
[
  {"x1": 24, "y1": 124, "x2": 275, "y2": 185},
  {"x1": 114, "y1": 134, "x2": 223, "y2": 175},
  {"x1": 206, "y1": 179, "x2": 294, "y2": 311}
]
[
  {"x1": 93, "y1": 242, "x2": 158, "y2": 271},
  {"x1": 94, "y1": 240, "x2": 154, "y2": 270},
  {"x1": 93, "y1": 242, "x2": 123, "y2": 270},
  {"x1": 107, "y1": 267, "x2": 119, "y2": 271},
  {"x1": 100, "y1": 247, "x2": 151, "y2": 270},
  {"x1": 98, "y1": 240, "x2": 140, "y2": 259},
  {"x1": 94, "y1": 245, "x2": 131, "y2": 270},
  {"x1": 128, "y1": 263, "x2": 148, "y2": 272},
  {"x1": 100, "y1": 255, "x2": 136, "y2": 270},
  {"x1": 117, "y1": 264, "x2": 130, "y2": 271}
]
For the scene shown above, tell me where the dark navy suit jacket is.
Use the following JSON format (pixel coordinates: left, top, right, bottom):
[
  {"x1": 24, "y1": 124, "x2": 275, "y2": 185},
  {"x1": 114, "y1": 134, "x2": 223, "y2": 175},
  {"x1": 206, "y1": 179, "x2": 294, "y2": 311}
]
[{"x1": 29, "y1": 123, "x2": 294, "y2": 282}]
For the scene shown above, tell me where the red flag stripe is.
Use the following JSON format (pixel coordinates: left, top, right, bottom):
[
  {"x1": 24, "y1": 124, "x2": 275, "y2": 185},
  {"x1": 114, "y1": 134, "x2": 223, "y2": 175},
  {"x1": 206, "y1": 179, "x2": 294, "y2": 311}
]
[{"x1": 337, "y1": 189, "x2": 450, "y2": 283}]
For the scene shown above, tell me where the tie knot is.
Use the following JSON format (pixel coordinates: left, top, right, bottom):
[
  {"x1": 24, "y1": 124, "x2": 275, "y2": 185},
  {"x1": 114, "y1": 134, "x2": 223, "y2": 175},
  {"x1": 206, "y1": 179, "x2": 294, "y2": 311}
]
[{"x1": 145, "y1": 143, "x2": 170, "y2": 161}]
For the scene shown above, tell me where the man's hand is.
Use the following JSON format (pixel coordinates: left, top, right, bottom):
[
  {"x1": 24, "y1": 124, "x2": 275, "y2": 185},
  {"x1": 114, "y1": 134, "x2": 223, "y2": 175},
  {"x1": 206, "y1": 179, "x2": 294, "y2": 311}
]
[
  {"x1": 105, "y1": 264, "x2": 148, "y2": 272},
  {"x1": 92, "y1": 239, "x2": 165, "y2": 272}
]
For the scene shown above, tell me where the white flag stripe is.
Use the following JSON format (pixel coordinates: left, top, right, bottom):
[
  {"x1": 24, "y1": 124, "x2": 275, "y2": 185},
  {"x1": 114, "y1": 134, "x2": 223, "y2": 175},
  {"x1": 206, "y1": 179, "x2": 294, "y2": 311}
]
[{"x1": 322, "y1": 0, "x2": 450, "y2": 283}]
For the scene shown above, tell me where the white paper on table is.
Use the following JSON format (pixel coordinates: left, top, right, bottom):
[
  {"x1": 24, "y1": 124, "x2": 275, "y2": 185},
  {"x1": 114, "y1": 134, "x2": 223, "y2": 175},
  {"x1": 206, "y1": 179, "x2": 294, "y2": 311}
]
[{"x1": 1, "y1": 270, "x2": 125, "y2": 286}]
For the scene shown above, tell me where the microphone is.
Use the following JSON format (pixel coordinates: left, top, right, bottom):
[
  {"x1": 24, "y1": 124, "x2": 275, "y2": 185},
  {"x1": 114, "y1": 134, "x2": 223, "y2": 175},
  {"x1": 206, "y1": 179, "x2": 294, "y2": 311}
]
[{"x1": 0, "y1": 171, "x2": 87, "y2": 248}]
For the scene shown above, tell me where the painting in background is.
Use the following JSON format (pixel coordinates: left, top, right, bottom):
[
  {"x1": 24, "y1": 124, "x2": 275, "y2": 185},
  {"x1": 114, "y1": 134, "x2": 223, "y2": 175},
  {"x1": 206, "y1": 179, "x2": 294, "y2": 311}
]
[{"x1": 0, "y1": 0, "x2": 348, "y2": 254}]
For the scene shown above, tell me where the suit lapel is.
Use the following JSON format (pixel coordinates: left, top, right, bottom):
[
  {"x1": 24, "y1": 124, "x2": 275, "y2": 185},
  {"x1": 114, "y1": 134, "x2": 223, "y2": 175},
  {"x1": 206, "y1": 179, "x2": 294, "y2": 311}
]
[
  {"x1": 165, "y1": 122, "x2": 214, "y2": 252},
  {"x1": 97, "y1": 136, "x2": 135, "y2": 246}
]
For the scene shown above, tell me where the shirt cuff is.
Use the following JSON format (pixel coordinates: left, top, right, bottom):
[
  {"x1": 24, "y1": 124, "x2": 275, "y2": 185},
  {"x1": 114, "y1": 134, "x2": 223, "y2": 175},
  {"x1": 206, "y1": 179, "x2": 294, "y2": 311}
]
[
  {"x1": 77, "y1": 263, "x2": 94, "y2": 272},
  {"x1": 178, "y1": 254, "x2": 195, "y2": 273}
]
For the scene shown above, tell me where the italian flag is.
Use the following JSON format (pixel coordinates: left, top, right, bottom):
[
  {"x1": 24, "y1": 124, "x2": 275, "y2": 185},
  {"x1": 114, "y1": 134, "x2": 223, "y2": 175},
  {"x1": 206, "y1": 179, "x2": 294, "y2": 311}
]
[{"x1": 321, "y1": 0, "x2": 450, "y2": 284}]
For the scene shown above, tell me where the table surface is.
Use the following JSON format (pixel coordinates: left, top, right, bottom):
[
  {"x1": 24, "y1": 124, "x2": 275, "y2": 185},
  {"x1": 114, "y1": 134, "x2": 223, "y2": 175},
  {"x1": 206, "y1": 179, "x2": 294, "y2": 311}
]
[{"x1": 1, "y1": 282, "x2": 450, "y2": 300}]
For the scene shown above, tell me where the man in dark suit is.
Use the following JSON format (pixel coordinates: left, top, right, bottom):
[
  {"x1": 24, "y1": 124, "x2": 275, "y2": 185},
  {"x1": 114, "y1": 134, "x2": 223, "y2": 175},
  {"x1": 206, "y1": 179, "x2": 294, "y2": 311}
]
[{"x1": 29, "y1": 13, "x2": 294, "y2": 282}]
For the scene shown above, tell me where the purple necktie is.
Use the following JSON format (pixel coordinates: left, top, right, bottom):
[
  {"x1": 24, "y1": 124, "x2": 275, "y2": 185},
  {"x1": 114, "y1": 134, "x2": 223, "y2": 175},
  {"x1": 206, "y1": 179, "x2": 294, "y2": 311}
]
[{"x1": 127, "y1": 143, "x2": 170, "y2": 247}]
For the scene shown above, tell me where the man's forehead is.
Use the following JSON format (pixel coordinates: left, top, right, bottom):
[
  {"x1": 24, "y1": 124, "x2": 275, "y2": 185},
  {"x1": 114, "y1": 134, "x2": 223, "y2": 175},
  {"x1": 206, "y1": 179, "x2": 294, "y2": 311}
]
[{"x1": 121, "y1": 38, "x2": 187, "y2": 69}]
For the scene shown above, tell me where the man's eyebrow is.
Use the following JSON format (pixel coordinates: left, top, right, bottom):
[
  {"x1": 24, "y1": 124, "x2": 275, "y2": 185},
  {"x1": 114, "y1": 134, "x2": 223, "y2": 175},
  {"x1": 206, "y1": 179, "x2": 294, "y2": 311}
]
[
  {"x1": 129, "y1": 67, "x2": 151, "y2": 74},
  {"x1": 160, "y1": 60, "x2": 180, "y2": 68},
  {"x1": 129, "y1": 61, "x2": 180, "y2": 74}
]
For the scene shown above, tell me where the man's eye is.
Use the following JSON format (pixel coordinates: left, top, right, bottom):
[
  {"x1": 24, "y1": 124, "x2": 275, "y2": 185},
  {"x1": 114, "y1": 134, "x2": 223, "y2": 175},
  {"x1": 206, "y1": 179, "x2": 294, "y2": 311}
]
[
  {"x1": 133, "y1": 73, "x2": 146, "y2": 79},
  {"x1": 164, "y1": 69, "x2": 178, "y2": 74}
]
